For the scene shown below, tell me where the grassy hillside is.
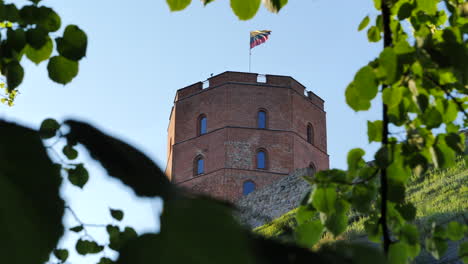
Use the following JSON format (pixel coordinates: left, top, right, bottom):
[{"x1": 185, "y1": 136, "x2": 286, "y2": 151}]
[{"x1": 254, "y1": 159, "x2": 468, "y2": 246}]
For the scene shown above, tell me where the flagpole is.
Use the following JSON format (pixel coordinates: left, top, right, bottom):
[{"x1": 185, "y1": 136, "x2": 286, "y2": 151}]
[{"x1": 249, "y1": 48, "x2": 251, "y2": 72}]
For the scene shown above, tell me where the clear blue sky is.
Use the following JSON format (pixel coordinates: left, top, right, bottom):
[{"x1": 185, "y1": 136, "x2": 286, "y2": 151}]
[{"x1": 3, "y1": 0, "x2": 384, "y2": 262}]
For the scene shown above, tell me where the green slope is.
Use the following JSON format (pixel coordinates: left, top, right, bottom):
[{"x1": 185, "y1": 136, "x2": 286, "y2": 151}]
[{"x1": 255, "y1": 160, "x2": 468, "y2": 244}]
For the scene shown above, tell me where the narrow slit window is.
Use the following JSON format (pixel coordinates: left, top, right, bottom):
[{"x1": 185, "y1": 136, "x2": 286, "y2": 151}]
[
  {"x1": 195, "y1": 156, "x2": 204, "y2": 175},
  {"x1": 258, "y1": 110, "x2": 266, "y2": 129},
  {"x1": 257, "y1": 150, "x2": 266, "y2": 169},
  {"x1": 199, "y1": 115, "x2": 207, "y2": 135},
  {"x1": 307, "y1": 123, "x2": 314, "y2": 144}
]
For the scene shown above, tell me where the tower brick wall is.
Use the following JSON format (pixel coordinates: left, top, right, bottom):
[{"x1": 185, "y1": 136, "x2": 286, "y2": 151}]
[{"x1": 165, "y1": 71, "x2": 329, "y2": 202}]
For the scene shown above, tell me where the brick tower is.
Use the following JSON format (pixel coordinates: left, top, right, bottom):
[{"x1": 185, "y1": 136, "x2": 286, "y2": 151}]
[{"x1": 165, "y1": 71, "x2": 329, "y2": 202}]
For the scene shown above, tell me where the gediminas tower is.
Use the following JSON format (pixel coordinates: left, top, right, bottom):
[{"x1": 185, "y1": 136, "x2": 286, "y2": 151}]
[{"x1": 165, "y1": 71, "x2": 329, "y2": 202}]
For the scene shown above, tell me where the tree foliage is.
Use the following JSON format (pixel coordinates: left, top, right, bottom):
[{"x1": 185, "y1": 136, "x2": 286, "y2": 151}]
[{"x1": 1, "y1": 0, "x2": 467, "y2": 264}]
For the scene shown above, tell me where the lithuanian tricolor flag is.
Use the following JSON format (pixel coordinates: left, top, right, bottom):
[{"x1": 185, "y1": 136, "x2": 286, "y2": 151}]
[{"x1": 250, "y1": 30, "x2": 272, "y2": 49}]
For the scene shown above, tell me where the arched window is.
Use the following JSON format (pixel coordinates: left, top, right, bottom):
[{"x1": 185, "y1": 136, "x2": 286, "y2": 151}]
[
  {"x1": 256, "y1": 149, "x2": 267, "y2": 169},
  {"x1": 257, "y1": 110, "x2": 267, "y2": 129},
  {"x1": 198, "y1": 114, "x2": 207, "y2": 135},
  {"x1": 243, "y1": 181, "x2": 256, "y2": 195},
  {"x1": 308, "y1": 162, "x2": 316, "y2": 174},
  {"x1": 194, "y1": 155, "x2": 204, "y2": 175},
  {"x1": 307, "y1": 123, "x2": 314, "y2": 144}
]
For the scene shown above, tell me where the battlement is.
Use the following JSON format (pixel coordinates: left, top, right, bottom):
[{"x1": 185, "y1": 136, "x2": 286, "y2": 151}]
[{"x1": 175, "y1": 71, "x2": 324, "y2": 110}]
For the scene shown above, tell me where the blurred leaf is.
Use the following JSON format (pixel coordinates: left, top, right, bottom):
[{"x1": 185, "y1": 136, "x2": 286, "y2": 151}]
[
  {"x1": 358, "y1": 15, "x2": 370, "y2": 31},
  {"x1": 53, "y1": 249, "x2": 68, "y2": 262},
  {"x1": 416, "y1": 0, "x2": 437, "y2": 15},
  {"x1": 117, "y1": 197, "x2": 254, "y2": 264},
  {"x1": 68, "y1": 164, "x2": 89, "y2": 188},
  {"x1": 347, "y1": 148, "x2": 365, "y2": 178},
  {"x1": 75, "y1": 239, "x2": 104, "y2": 255},
  {"x1": 375, "y1": 146, "x2": 390, "y2": 168},
  {"x1": 323, "y1": 199, "x2": 350, "y2": 237},
  {"x1": 459, "y1": 242, "x2": 468, "y2": 263},
  {"x1": 37, "y1": 6, "x2": 61, "y2": 32},
  {"x1": 447, "y1": 221, "x2": 464, "y2": 241},
  {"x1": 0, "y1": 120, "x2": 64, "y2": 263},
  {"x1": 351, "y1": 184, "x2": 377, "y2": 213},
  {"x1": 110, "y1": 208, "x2": 124, "y2": 221},
  {"x1": 426, "y1": 237, "x2": 447, "y2": 259},
  {"x1": 296, "y1": 204, "x2": 316, "y2": 226},
  {"x1": 98, "y1": 257, "x2": 115, "y2": 264},
  {"x1": 388, "y1": 242, "x2": 409, "y2": 264},
  {"x1": 400, "y1": 224, "x2": 419, "y2": 245},
  {"x1": 166, "y1": 0, "x2": 191, "y2": 11},
  {"x1": 295, "y1": 220, "x2": 323, "y2": 248},
  {"x1": 26, "y1": 27, "x2": 48, "y2": 49},
  {"x1": 398, "y1": 2, "x2": 414, "y2": 20},
  {"x1": 230, "y1": 0, "x2": 261, "y2": 20},
  {"x1": 64, "y1": 120, "x2": 174, "y2": 198},
  {"x1": 395, "y1": 202, "x2": 416, "y2": 221},
  {"x1": 354, "y1": 66, "x2": 378, "y2": 100},
  {"x1": 47, "y1": 56, "x2": 79, "y2": 84},
  {"x1": 56, "y1": 25, "x2": 87, "y2": 61},
  {"x1": 346, "y1": 82, "x2": 371, "y2": 111},
  {"x1": 262, "y1": 0, "x2": 288, "y2": 13},
  {"x1": 312, "y1": 187, "x2": 336, "y2": 214},
  {"x1": 39, "y1": 118, "x2": 60, "y2": 139},
  {"x1": 108, "y1": 225, "x2": 137, "y2": 251}
]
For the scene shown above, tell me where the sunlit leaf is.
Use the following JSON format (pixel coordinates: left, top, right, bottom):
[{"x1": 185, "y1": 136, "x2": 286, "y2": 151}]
[
  {"x1": 167, "y1": 0, "x2": 191, "y2": 11},
  {"x1": 295, "y1": 220, "x2": 323, "y2": 248},
  {"x1": 47, "y1": 56, "x2": 79, "y2": 84},
  {"x1": 358, "y1": 16, "x2": 370, "y2": 31},
  {"x1": 25, "y1": 36, "x2": 53, "y2": 65},
  {"x1": 367, "y1": 120, "x2": 382, "y2": 143},
  {"x1": 230, "y1": 0, "x2": 261, "y2": 20}
]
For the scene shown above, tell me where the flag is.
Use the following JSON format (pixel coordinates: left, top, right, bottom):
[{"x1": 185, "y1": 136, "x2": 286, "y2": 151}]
[{"x1": 250, "y1": 30, "x2": 271, "y2": 49}]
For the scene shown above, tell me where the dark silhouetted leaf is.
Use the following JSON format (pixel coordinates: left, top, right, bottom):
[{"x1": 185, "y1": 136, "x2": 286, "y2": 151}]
[
  {"x1": 75, "y1": 239, "x2": 104, "y2": 255},
  {"x1": 53, "y1": 249, "x2": 68, "y2": 262},
  {"x1": 62, "y1": 145, "x2": 78, "y2": 160},
  {"x1": 56, "y1": 25, "x2": 87, "y2": 61},
  {"x1": 67, "y1": 164, "x2": 89, "y2": 188},
  {"x1": 110, "y1": 208, "x2": 124, "y2": 221},
  {"x1": 70, "y1": 225, "x2": 84, "y2": 233},
  {"x1": 5, "y1": 61, "x2": 24, "y2": 90},
  {"x1": 47, "y1": 56, "x2": 79, "y2": 84},
  {"x1": 64, "y1": 120, "x2": 174, "y2": 198},
  {"x1": 39, "y1": 118, "x2": 60, "y2": 139},
  {"x1": 0, "y1": 120, "x2": 64, "y2": 264}
]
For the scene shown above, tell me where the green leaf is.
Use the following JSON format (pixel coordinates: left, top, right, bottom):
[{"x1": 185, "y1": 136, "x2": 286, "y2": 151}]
[
  {"x1": 354, "y1": 66, "x2": 378, "y2": 100},
  {"x1": 312, "y1": 187, "x2": 337, "y2": 214},
  {"x1": 47, "y1": 56, "x2": 79, "y2": 84},
  {"x1": 445, "y1": 133, "x2": 464, "y2": 154},
  {"x1": 53, "y1": 249, "x2": 69, "y2": 262},
  {"x1": 426, "y1": 237, "x2": 448, "y2": 259},
  {"x1": 400, "y1": 224, "x2": 419, "y2": 245},
  {"x1": 107, "y1": 225, "x2": 137, "y2": 251},
  {"x1": 422, "y1": 107, "x2": 442, "y2": 129},
  {"x1": 166, "y1": 0, "x2": 192, "y2": 11},
  {"x1": 383, "y1": 85, "x2": 403, "y2": 108},
  {"x1": 26, "y1": 27, "x2": 48, "y2": 49},
  {"x1": 110, "y1": 208, "x2": 124, "y2": 221},
  {"x1": 36, "y1": 7, "x2": 61, "y2": 32},
  {"x1": 296, "y1": 205, "x2": 316, "y2": 225},
  {"x1": 64, "y1": 120, "x2": 174, "y2": 198},
  {"x1": 395, "y1": 202, "x2": 417, "y2": 221},
  {"x1": 379, "y1": 47, "x2": 398, "y2": 84},
  {"x1": 75, "y1": 239, "x2": 104, "y2": 255},
  {"x1": 0, "y1": 120, "x2": 64, "y2": 264},
  {"x1": 68, "y1": 164, "x2": 89, "y2": 188},
  {"x1": 62, "y1": 145, "x2": 78, "y2": 160},
  {"x1": 351, "y1": 184, "x2": 377, "y2": 213},
  {"x1": 98, "y1": 257, "x2": 115, "y2": 264},
  {"x1": 230, "y1": 0, "x2": 261, "y2": 20},
  {"x1": 459, "y1": 242, "x2": 468, "y2": 263},
  {"x1": 347, "y1": 148, "x2": 365, "y2": 178},
  {"x1": 56, "y1": 25, "x2": 87, "y2": 61},
  {"x1": 367, "y1": 26, "x2": 381, "y2": 42},
  {"x1": 388, "y1": 242, "x2": 409, "y2": 264},
  {"x1": 69, "y1": 225, "x2": 84, "y2": 232},
  {"x1": 295, "y1": 220, "x2": 323, "y2": 248},
  {"x1": 358, "y1": 16, "x2": 370, "y2": 31},
  {"x1": 345, "y1": 82, "x2": 371, "y2": 111},
  {"x1": 6, "y1": 28, "x2": 26, "y2": 52},
  {"x1": 262, "y1": 0, "x2": 288, "y2": 13},
  {"x1": 388, "y1": 179, "x2": 406, "y2": 203},
  {"x1": 323, "y1": 199, "x2": 350, "y2": 237},
  {"x1": 447, "y1": 221, "x2": 464, "y2": 241},
  {"x1": 416, "y1": 0, "x2": 437, "y2": 15},
  {"x1": 398, "y1": 2, "x2": 414, "y2": 20},
  {"x1": 117, "y1": 198, "x2": 254, "y2": 264},
  {"x1": 39, "y1": 118, "x2": 60, "y2": 139},
  {"x1": 25, "y1": 36, "x2": 53, "y2": 65},
  {"x1": 375, "y1": 146, "x2": 390, "y2": 168},
  {"x1": 367, "y1": 120, "x2": 382, "y2": 143},
  {"x1": 201, "y1": 0, "x2": 215, "y2": 6},
  {"x1": 5, "y1": 61, "x2": 24, "y2": 90}
]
